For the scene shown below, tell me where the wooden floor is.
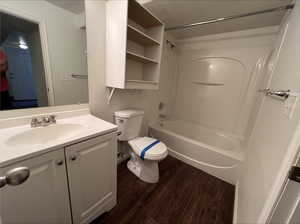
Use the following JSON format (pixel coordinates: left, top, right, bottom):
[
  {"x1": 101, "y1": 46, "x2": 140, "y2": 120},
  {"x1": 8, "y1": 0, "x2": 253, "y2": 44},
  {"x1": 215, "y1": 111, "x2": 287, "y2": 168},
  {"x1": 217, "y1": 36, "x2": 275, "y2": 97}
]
[{"x1": 92, "y1": 156, "x2": 235, "y2": 224}]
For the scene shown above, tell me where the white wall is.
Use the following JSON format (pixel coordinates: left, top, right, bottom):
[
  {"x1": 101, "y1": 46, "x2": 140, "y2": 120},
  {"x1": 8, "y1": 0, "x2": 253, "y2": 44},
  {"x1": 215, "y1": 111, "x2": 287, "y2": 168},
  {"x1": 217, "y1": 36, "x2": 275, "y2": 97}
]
[
  {"x1": 0, "y1": 0, "x2": 88, "y2": 106},
  {"x1": 86, "y1": 0, "x2": 176, "y2": 133},
  {"x1": 159, "y1": 34, "x2": 178, "y2": 117},
  {"x1": 172, "y1": 27, "x2": 278, "y2": 140}
]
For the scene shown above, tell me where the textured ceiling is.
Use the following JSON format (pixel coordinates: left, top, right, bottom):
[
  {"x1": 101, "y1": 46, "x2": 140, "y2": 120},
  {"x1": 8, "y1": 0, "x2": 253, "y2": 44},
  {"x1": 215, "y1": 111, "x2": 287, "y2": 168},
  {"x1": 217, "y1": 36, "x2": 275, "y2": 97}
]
[
  {"x1": 45, "y1": 0, "x2": 293, "y2": 38},
  {"x1": 142, "y1": 0, "x2": 293, "y2": 39},
  {"x1": 45, "y1": 0, "x2": 85, "y2": 14}
]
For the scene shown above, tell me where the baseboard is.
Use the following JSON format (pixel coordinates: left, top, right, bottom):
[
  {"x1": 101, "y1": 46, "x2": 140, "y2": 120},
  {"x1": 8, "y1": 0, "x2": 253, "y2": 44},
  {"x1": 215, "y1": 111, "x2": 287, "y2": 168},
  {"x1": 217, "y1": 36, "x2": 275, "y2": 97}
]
[
  {"x1": 233, "y1": 181, "x2": 239, "y2": 224},
  {"x1": 117, "y1": 152, "x2": 130, "y2": 164}
]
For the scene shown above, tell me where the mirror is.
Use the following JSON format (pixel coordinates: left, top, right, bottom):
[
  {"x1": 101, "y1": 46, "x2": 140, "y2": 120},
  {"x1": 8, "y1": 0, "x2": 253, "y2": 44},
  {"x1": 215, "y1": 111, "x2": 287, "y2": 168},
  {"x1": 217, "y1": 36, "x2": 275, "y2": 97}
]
[{"x1": 0, "y1": 0, "x2": 88, "y2": 111}]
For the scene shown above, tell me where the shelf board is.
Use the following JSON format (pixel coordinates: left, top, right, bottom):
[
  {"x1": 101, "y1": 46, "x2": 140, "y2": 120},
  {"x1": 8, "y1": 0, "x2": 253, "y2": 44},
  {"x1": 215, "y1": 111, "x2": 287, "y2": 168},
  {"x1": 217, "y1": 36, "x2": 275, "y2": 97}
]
[
  {"x1": 126, "y1": 80, "x2": 158, "y2": 84},
  {"x1": 127, "y1": 25, "x2": 160, "y2": 46},
  {"x1": 128, "y1": 0, "x2": 162, "y2": 28},
  {"x1": 192, "y1": 81, "x2": 224, "y2": 86},
  {"x1": 125, "y1": 80, "x2": 158, "y2": 90},
  {"x1": 126, "y1": 51, "x2": 158, "y2": 64}
]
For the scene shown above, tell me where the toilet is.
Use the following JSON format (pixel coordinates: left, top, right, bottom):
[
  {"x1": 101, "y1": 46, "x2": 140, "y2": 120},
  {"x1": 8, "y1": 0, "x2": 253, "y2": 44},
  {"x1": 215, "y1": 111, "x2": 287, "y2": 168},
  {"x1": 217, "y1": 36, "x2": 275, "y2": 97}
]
[{"x1": 114, "y1": 109, "x2": 168, "y2": 183}]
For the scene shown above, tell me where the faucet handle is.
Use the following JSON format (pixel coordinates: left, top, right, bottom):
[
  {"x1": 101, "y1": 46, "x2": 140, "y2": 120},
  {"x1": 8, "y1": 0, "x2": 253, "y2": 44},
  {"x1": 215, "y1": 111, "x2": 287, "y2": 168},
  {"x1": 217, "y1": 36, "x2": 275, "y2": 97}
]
[
  {"x1": 31, "y1": 117, "x2": 39, "y2": 127},
  {"x1": 49, "y1": 115, "x2": 57, "y2": 123},
  {"x1": 31, "y1": 117, "x2": 38, "y2": 122}
]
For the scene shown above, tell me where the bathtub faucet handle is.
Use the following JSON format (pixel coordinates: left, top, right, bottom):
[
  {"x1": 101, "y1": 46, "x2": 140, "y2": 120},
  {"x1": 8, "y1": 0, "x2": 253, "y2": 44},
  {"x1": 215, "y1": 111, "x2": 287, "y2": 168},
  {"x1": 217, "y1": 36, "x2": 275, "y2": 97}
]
[
  {"x1": 158, "y1": 102, "x2": 165, "y2": 110},
  {"x1": 159, "y1": 114, "x2": 167, "y2": 119}
]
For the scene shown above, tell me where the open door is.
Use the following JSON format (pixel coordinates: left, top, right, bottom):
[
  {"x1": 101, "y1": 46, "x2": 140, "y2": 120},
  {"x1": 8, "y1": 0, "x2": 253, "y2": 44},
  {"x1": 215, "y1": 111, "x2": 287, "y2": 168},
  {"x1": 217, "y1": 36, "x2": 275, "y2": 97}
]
[
  {"x1": 237, "y1": 2, "x2": 300, "y2": 223},
  {"x1": 270, "y1": 152, "x2": 300, "y2": 223}
]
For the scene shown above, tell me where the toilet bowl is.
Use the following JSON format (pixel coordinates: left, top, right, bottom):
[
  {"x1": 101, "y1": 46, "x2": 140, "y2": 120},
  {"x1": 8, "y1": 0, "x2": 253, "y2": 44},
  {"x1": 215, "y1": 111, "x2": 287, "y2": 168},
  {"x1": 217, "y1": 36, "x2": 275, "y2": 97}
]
[
  {"x1": 128, "y1": 137, "x2": 167, "y2": 183},
  {"x1": 114, "y1": 109, "x2": 168, "y2": 183}
]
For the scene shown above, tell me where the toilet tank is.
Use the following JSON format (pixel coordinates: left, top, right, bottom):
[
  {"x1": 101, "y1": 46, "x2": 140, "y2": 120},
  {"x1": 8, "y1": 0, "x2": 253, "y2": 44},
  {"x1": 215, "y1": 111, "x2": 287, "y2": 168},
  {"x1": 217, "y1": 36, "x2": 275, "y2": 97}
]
[{"x1": 114, "y1": 109, "x2": 144, "y2": 141}]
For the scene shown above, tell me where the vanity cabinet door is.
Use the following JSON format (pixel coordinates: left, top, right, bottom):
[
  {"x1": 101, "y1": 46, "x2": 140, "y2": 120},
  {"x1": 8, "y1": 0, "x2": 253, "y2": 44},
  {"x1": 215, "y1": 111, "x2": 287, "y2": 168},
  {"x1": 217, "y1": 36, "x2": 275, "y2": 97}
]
[
  {"x1": 0, "y1": 149, "x2": 72, "y2": 224},
  {"x1": 65, "y1": 133, "x2": 117, "y2": 224}
]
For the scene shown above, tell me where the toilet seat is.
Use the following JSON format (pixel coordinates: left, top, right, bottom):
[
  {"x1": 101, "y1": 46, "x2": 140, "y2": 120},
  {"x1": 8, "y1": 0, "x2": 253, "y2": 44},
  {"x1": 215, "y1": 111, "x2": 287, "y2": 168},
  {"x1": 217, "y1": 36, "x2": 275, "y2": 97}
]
[{"x1": 129, "y1": 137, "x2": 168, "y2": 160}]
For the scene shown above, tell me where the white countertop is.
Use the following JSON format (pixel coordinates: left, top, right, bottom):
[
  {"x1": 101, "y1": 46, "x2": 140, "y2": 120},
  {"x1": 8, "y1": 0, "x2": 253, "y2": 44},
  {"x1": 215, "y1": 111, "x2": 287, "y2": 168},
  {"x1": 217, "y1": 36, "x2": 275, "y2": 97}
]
[{"x1": 0, "y1": 114, "x2": 117, "y2": 167}]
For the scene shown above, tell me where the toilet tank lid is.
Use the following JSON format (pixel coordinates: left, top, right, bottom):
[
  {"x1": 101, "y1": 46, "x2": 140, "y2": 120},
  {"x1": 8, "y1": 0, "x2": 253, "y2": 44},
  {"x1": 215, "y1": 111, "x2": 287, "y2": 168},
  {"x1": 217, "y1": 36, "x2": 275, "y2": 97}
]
[{"x1": 114, "y1": 109, "x2": 144, "y2": 118}]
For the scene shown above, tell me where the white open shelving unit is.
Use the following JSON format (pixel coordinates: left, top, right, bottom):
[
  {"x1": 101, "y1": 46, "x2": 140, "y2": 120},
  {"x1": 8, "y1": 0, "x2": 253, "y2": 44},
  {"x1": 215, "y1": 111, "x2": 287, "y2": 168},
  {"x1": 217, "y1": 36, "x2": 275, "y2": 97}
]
[{"x1": 106, "y1": 0, "x2": 164, "y2": 90}]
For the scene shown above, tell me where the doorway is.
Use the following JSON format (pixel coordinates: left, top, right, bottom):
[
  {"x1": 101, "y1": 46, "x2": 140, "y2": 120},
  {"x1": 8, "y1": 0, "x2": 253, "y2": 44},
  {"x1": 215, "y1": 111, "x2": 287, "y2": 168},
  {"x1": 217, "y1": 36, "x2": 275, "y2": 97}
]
[{"x1": 0, "y1": 12, "x2": 48, "y2": 110}]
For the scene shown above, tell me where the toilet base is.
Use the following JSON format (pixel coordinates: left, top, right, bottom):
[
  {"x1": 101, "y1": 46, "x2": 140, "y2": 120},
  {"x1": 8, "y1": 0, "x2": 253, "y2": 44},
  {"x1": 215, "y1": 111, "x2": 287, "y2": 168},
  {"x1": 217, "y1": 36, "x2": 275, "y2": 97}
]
[{"x1": 127, "y1": 153, "x2": 159, "y2": 183}]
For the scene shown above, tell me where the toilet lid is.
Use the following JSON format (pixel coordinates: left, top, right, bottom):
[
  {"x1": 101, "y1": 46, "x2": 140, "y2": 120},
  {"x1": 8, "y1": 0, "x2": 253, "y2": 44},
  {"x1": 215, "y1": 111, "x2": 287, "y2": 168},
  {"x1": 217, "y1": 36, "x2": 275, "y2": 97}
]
[{"x1": 129, "y1": 137, "x2": 168, "y2": 160}]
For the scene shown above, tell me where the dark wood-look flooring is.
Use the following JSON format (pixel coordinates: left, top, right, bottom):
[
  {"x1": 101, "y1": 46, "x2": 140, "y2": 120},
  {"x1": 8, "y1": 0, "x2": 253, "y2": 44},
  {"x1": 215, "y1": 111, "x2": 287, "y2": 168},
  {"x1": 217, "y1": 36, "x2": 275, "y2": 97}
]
[{"x1": 92, "y1": 156, "x2": 235, "y2": 224}]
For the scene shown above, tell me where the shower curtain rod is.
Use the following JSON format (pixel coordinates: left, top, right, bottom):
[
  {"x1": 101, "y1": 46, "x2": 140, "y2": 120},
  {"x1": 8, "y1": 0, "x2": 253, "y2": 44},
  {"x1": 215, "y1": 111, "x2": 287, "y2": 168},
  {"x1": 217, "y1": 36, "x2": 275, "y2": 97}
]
[{"x1": 165, "y1": 4, "x2": 294, "y2": 31}]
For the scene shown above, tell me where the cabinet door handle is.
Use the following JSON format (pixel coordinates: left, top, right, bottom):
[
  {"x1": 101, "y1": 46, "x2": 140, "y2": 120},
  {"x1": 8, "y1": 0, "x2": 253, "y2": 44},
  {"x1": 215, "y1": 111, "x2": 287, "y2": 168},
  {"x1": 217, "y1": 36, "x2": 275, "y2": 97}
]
[
  {"x1": 0, "y1": 176, "x2": 7, "y2": 188},
  {"x1": 70, "y1": 155, "x2": 77, "y2": 161},
  {"x1": 0, "y1": 167, "x2": 31, "y2": 188},
  {"x1": 56, "y1": 160, "x2": 64, "y2": 166}
]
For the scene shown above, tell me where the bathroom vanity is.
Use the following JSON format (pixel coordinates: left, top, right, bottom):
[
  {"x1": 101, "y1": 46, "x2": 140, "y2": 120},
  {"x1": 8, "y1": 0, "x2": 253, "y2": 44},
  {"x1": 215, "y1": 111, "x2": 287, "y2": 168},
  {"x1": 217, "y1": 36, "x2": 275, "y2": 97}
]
[
  {"x1": 0, "y1": 113, "x2": 118, "y2": 224},
  {"x1": 0, "y1": 1, "x2": 119, "y2": 222}
]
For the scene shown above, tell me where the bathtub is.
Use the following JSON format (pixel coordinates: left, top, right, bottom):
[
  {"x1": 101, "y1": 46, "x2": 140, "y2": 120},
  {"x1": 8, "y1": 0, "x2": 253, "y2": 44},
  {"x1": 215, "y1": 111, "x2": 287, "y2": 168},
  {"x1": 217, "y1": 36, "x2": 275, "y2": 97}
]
[{"x1": 149, "y1": 120, "x2": 244, "y2": 184}]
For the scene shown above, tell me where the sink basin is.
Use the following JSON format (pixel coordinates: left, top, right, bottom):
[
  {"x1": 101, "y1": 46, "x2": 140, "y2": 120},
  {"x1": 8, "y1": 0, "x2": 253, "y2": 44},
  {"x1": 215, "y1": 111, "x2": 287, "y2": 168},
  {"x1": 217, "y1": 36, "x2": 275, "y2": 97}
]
[{"x1": 6, "y1": 124, "x2": 84, "y2": 146}]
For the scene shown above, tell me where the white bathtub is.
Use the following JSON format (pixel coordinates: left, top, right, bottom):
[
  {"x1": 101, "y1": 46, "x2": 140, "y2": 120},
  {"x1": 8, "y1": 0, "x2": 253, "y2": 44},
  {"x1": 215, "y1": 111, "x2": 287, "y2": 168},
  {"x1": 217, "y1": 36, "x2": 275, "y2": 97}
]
[{"x1": 149, "y1": 120, "x2": 244, "y2": 184}]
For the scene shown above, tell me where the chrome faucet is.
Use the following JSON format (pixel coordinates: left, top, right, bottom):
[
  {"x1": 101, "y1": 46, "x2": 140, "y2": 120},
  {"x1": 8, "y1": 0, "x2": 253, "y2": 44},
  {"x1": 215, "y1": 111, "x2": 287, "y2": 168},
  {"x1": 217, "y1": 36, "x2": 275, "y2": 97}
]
[{"x1": 31, "y1": 115, "x2": 57, "y2": 128}]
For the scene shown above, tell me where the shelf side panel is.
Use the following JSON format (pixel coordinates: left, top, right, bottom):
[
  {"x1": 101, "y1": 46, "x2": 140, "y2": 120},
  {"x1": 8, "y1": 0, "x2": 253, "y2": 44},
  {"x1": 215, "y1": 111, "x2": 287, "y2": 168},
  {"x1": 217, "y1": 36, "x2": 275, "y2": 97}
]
[
  {"x1": 128, "y1": 0, "x2": 162, "y2": 28},
  {"x1": 106, "y1": 0, "x2": 128, "y2": 88}
]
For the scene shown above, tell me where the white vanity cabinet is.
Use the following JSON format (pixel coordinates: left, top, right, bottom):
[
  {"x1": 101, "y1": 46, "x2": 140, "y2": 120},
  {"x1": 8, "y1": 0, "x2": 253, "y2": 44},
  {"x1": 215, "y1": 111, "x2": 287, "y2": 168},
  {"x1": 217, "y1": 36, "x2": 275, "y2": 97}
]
[
  {"x1": 0, "y1": 132, "x2": 117, "y2": 224},
  {"x1": 0, "y1": 149, "x2": 72, "y2": 224},
  {"x1": 65, "y1": 133, "x2": 117, "y2": 224}
]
